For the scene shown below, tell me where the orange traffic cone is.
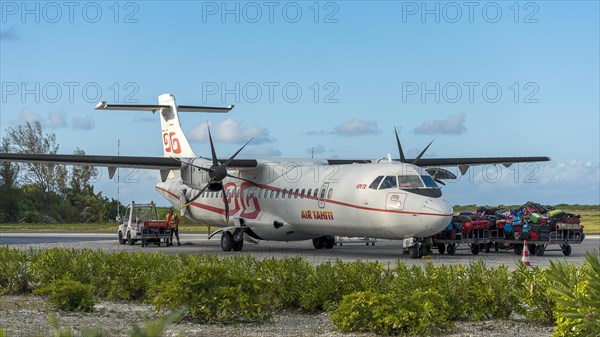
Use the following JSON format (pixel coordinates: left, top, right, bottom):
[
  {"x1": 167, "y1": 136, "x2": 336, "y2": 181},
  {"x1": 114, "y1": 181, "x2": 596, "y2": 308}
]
[{"x1": 521, "y1": 240, "x2": 532, "y2": 267}]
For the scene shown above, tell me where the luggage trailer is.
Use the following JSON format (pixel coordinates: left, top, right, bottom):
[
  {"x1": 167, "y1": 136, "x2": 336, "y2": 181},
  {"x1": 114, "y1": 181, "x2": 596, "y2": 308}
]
[{"x1": 432, "y1": 228, "x2": 585, "y2": 257}]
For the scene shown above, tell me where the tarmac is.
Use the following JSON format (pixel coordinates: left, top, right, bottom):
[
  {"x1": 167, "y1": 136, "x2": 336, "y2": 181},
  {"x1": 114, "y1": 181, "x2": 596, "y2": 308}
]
[{"x1": 1, "y1": 231, "x2": 598, "y2": 267}]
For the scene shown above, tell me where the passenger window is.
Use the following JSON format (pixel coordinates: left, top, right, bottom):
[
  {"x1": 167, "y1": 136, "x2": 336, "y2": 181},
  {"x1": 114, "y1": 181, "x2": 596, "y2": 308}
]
[
  {"x1": 289, "y1": 189, "x2": 293, "y2": 199},
  {"x1": 282, "y1": 189, "x2": 287, "y2": 198},
  {"x1": 379, "y1": 176, "x2": 397, "y2": 190},
  {"x1": 320, "y1": 188, "x2": 326, "y2": 199},
  {"x1": 314, "y1": 189, "x2": 319, "y2": 198},
  {"x1": 398, "y1": 175, "x2": 424, "y2": 188},
  {"x1": 307, "y1": 189, "x2": 312, "y2": 198},
  {"x1": 276, "y1": 190, "x2": 280, "y2": 199},
  {"x1": 369, "y1": 176, "x2": 384, "y2": 189},
  {"x1": 295, "y1": 189, "x2": 299, "y2": 199},
  {"x1": 301, "y1": 189, "x2": 305, "y2": 198},
  {"x1": 270, "y1": 190, "x2": 274, "y2": 198},
  {"x1": 327, "y1": 188, "x2": 333, "y2": 199}
]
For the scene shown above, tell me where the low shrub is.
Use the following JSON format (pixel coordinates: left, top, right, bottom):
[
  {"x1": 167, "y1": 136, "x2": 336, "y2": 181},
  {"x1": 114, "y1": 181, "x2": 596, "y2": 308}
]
[
  {"x1": 548, "y1": 251, "x2": 600, "y2": 337},
  {"x1": 150, "y1": 263, "x2": 269, "y2": 323},
  {"x1": 300, "y1": 260, "x2": 392, "y2": 311},
  {"x1": 510, "y1": 264, "x2": 556, "y2": 323},
  {"x1": 35, "y1": 279, "x2": 95, "y2": 312},
  {"x1": 330, "y1": 289, "x2": 453, "y2": 335},
  {"x1": 0, "y1": 247, "x2": 32, "y2": 294}
]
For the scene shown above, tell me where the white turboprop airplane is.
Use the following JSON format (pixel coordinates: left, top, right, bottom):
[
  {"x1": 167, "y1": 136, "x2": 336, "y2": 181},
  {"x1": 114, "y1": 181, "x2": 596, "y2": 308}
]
[{"x1": 0, "y1": 93, "x2": 550, "y2": 258}]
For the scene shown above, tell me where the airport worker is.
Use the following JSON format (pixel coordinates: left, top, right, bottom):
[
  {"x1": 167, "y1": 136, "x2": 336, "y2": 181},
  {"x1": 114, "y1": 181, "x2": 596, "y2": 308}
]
[{"x1": 167, "y1": 208, "x2": 180, "y2": 246}]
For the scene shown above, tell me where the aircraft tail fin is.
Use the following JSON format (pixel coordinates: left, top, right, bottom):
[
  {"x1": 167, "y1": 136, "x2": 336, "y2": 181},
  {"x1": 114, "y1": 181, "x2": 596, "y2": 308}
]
[{"x1": 95, "y1": 93, "x2": 234, "y2": 158}]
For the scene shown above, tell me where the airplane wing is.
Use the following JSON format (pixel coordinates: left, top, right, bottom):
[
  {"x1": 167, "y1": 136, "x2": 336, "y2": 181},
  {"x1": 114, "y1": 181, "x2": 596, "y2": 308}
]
[{"x1": 0, "y1": 153, "x2": 257, "y2": 169}]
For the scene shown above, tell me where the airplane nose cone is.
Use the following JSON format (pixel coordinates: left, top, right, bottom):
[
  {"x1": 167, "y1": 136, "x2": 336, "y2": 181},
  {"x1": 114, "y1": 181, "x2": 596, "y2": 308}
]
[{"x1": 419, "y1": 198, "x2": 453, "y2": 236}]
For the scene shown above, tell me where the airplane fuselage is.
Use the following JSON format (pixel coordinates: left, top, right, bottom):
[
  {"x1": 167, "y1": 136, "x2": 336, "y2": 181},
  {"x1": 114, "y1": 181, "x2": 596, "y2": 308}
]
[{"x1": 156, "y1": 160, "x2": 453, "y2": 241}]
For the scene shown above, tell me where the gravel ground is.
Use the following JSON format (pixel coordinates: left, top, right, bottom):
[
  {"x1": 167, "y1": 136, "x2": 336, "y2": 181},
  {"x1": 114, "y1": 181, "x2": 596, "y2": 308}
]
[{"x1": 0, "y1": 295, "x2": 554, "y2": 337}]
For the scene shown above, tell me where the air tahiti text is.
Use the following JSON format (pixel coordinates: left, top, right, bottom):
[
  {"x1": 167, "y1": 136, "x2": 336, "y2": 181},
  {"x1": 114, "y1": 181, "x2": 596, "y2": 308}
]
[{"x1": 301, "y1": 210, "x2": 334, "y2": 220}]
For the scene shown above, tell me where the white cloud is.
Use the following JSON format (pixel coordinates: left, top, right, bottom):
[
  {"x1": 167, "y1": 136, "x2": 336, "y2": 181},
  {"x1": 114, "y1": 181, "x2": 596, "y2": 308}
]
[
  {"x1": 47, "y1": 112, "x2": 68, "y2": 129},
  {"x1": 18, "y1": 108, "x2": 41, "y2": 125},
  {"x1": 414, "y1": 112, "x2": 467, "y2": 135},
  {"x1": 241, "y1": 146, "x2": 282, "y2": 157},
  {"x1": 72, "y1": 115, "x2": 95, "y2": 130},
  {"x1": 333, "y1": 119, "x2": 380, "y2": 137},
  {"x1": 188, "y1": 118, "x2": 274, "y2": 145},
  {"x1": 442, "y1": 160, "x2": 600, "y2": 205}
]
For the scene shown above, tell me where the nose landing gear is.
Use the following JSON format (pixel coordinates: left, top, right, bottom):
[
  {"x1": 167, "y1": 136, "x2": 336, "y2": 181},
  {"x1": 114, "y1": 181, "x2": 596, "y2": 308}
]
[{"x1": 404, "y1": 237, "x2": 433, "y2": 259}]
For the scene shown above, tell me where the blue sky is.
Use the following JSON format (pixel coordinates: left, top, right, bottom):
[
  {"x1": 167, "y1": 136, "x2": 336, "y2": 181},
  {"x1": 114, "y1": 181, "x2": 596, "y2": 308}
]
[{"x1": 1, "y1": 1, "x2": 598, "y2": 206}]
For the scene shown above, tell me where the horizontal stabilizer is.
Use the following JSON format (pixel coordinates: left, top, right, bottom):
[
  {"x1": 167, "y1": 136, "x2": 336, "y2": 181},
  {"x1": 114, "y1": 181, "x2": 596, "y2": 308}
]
[{"x1": 95, "y1": 102, "x2": 233, "y2": 113}]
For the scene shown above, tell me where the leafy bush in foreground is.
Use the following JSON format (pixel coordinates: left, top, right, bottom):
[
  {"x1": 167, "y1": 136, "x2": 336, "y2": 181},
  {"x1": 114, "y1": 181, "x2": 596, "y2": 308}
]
[
  {"x1": 511, "y1": 264, "x2": 556, "y2": 323},
  {"x1": 0, "y1": 246, "x2": 597, "y2": 335},
  {"x1": 548, "y1": 252, "x2": 600, "y2": 337},
  {"x1": 35, "y1": 279, "x2": 95, "y2": 312},
  {"x1": 150, "y1": 263, "x2": 269, "y2": 323},
  {"x1": 330, "y1": 289, "x2": 453, "y2": 335}
]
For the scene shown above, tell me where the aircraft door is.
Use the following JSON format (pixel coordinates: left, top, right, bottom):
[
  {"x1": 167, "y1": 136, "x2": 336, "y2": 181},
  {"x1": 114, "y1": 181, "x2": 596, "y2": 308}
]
[{"x1": 318, "y1": 183, "x2": 329, "y2": 209}]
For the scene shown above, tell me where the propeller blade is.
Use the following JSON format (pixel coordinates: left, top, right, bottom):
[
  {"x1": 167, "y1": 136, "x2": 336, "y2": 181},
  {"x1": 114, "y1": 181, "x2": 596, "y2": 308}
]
[
  {"x1": 206, "y1": 124, "x2": 219, "y2": 167},
  {"x1": 394, "y1": 127, "x2": 406, "y2": 163},
  {"x1": 226, "y1": 173, "x2": 258, "y2": 186},
  {"x1": 223, "y1": 137, "x2": 254, "y2": 167},
  {"x1": 221, "y1": 185, "x2": 229, "y2": 224},
  {"x1": 412, "y1": 139, "x2": 435, "y2": 165}
]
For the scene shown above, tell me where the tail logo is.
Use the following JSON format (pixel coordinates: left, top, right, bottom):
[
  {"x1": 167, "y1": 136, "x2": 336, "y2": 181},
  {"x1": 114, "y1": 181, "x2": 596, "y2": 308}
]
[{"x1": 163, "y1": 132, "x2": 181, "y2": 154}]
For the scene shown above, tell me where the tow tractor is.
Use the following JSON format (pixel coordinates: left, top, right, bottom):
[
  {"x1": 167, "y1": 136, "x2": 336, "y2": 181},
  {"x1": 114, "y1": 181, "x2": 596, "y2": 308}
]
[{"x1": 117, "y1": 202, "x2": 171, "y2": 247}]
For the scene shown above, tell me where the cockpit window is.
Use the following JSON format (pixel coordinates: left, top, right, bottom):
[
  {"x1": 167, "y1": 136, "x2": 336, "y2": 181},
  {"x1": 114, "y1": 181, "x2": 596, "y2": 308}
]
[
  {"x1": 369, "y1": 176, "x2": 384, "y2": 190},
  {"x1": 398, "y1": 175, "x2": 424, "y2": 188},
  {"x1": 379, "y1": 175, "x2": 398, "y2": 189},
  {"x1": 421, "y1": 175, "x2": 439, "y2": 188}
]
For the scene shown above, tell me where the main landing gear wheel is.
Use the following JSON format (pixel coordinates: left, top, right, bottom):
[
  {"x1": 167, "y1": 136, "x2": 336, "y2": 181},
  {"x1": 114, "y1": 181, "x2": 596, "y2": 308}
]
[
  {"x1": 437, "y1": 243, "x2": 446, "y2": 255},
  {"x1": 313, "y1": 236, "x2": 335, "y2": 249},
  {"x1": 470, "y1": 244, "x2": 480, "y2": 255},
  {"x1": 312, "y1": 237, "x2": 324, "y2": 249},
  {"x1": 221, "y1": 231, "x2": 234, "y2": 251},
  {"x1": 233, "y1": 239, "x2": 244, "y2": 251}
]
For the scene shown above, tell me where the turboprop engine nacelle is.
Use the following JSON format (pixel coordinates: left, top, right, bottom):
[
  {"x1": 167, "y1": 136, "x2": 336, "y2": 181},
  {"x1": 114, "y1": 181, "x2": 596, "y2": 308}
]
[{"x1": 180, "y1": 158, "x2": 212, "y2": 190}]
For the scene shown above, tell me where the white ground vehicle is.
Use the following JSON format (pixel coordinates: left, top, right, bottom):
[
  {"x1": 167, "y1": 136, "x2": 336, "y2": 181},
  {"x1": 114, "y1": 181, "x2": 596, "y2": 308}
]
[{"x1": 117, "y1": 202, "x2": 161, "y2": 245}]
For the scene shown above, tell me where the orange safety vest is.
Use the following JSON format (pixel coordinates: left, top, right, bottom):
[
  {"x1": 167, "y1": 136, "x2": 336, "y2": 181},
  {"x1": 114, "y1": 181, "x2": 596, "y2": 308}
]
[{"x1": 167, "y1": 213, "x2": 179, "y2": 228}]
